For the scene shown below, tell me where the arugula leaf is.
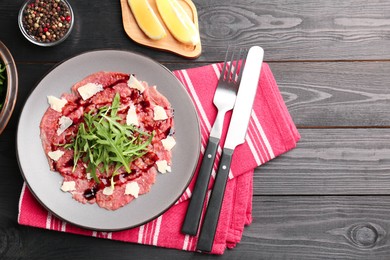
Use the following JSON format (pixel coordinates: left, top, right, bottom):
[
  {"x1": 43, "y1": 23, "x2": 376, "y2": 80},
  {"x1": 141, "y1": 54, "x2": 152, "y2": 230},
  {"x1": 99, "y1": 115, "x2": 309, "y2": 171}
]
[{"x1": 66, "y1": 93, "x2": 153, "y2": 186}]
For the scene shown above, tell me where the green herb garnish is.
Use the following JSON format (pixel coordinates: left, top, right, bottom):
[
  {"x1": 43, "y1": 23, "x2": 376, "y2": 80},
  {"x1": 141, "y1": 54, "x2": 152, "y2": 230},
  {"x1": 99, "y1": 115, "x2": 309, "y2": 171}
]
[
  {"x1": 66, "y1": 93, "x2": 153, "y2": 187},
  {"x1": 0, "y1": 62, "x2": 6, "y2": 110}
]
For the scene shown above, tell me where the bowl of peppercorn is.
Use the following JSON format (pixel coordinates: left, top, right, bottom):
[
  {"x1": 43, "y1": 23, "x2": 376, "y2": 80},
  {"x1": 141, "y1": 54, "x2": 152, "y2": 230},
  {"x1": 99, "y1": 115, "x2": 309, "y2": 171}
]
[
  {"x1": 0, "y1": 41, "x2": 18, "y2": 136},
  {"x1": 18, "y1": 0, "x2": 74, "y2": 47}
]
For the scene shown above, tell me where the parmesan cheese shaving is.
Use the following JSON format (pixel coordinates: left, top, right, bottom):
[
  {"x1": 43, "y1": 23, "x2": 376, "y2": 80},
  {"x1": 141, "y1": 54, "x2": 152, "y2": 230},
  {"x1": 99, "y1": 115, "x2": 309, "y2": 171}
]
[
  {"x1": 78, "y1": 83, "x2": 104, "y2": 100},
  {"x1": 153, "y1": 105, "x2": 168, "y2": 121},
  {"x1": 156, "y1": 160, "x2": 172, "y2": 174},
  {"x1": 48, "y1": 150, "x2": 65, "y2": 161},
  {"x1": 47, "y1": 96, "x2": 67, "y2": 112},
  {"x1": 57, "y1": 116, "x2": 73, "y2": 135},
  {"x1": 125, "y1": 182, "x2": 140, "y2": 198},
  {"x1": 126, "y1": 105, "x2": 139, "y2": 126},
  {"x1": 127, "y1": 74, "x2": 145, "y2": 93},
  {"x1": 161, "y1": 135, "x2": 176, "y2": 151},
  {"x1": 103, "y1": 187, "x2": 114, "y2": 196},
  {"x1": 61, "y1": 181, "x2": 76, "y2": 192}
]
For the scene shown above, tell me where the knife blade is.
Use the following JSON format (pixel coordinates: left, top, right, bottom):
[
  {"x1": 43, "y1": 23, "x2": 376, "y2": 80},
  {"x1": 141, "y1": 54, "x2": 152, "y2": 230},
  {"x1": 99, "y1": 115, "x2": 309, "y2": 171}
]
[{"x1": 196, "y1": 46, "x2": 264, "y2": 252}]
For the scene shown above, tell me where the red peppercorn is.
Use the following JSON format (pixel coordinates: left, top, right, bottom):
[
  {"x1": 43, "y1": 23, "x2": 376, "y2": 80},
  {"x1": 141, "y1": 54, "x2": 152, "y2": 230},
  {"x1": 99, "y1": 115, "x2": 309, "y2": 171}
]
[
  {"x1": 65, "y1": 15, "x2": 71, "y2": 22},
  {"x1": 43, "y1": 27, "x2": 48, "y2": 32}
]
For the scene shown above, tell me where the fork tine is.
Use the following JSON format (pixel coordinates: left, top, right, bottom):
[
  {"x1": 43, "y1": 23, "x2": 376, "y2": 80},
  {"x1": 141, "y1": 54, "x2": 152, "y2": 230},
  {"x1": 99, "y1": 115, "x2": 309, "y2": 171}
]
[
  {"x1": 226, "y1": 48, "x2": 237, "y2": 82},
  {"x1": 230, "y1": 48, "x2": 243, "y2": 82},
  {"x1": 220, "y1": 47, "x2": 246, "y2": 82},
  {"x1": 236, "y1": 48, "x2": 248, "y2": 83},
  {"x1": 219, "y1": 48, "x2": 230, "y2": 82}
]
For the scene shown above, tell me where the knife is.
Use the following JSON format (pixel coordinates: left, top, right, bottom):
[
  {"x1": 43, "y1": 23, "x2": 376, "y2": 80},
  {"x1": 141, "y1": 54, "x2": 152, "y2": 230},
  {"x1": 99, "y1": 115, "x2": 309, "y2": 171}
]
[{"x1": 196, "y1": 46, "x2": 264, "y2": 252}]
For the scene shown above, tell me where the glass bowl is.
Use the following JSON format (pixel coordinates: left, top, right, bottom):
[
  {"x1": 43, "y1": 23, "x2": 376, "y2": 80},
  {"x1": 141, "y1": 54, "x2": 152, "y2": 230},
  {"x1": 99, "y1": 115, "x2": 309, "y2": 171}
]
[
  {"x1": 0, "y1": 41, "x2": 18, "y2": 135},
  {"x1": 18, "y1": 0, "x2": 74, "y2": 47}
]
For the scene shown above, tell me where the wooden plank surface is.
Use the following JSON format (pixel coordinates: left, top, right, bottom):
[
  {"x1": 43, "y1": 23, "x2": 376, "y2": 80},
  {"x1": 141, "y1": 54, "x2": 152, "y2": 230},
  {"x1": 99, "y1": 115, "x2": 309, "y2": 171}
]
[
  {"x1": 268, "y1": 62, "x2": 390, "y2": 127},
  {"x1": 255, "y1": 128, "x2": 390, "y2": 195},
  {"x1": 1, "y1": 0, "x2": 390, "y2": 62},
  {"x1": 242, "y1": 196, "x2": 390, "y2": 260}
]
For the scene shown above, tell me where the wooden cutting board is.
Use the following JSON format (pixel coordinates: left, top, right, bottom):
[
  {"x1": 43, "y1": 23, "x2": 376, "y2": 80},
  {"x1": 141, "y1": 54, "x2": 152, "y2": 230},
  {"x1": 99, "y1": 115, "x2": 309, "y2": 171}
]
[{"x1": 120, "y1": 0, "x2": 202, "y2": 59}]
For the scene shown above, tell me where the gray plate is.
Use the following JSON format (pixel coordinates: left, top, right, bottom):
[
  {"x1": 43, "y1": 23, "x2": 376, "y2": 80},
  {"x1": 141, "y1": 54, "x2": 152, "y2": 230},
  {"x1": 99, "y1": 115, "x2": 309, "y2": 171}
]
[{"x1": 16, "y1": 50, "x2": 200, "y2": 231}]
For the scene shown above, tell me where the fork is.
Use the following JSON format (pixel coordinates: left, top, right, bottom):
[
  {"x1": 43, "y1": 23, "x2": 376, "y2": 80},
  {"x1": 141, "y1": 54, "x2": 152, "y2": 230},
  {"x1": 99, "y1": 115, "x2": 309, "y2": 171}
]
[{"x1": 181, "y1": 47, "x2": 248, "y2": 236}]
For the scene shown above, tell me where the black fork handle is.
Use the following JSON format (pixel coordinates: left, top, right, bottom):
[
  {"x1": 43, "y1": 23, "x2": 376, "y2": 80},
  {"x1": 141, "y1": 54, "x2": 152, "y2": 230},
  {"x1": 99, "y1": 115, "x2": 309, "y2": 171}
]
[{"x1": 181, "y1": 136, "x2": 219, "y2": 235}]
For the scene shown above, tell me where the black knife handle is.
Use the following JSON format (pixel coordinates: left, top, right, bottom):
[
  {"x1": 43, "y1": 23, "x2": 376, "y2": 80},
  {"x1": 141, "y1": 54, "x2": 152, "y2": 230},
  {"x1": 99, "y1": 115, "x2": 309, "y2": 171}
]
[
  {"x1": 196, "y1": 148, "x2": 234, "y2": 252},
  {"x1": 181, "y1": 136, "x2": 220, "y2": 236}
]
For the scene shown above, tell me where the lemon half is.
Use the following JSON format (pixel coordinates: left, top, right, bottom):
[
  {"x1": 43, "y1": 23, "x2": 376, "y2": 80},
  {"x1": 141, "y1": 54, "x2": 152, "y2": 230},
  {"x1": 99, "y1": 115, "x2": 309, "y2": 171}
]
[
  {"x1": 128, "y1": 0, "x2": 167, "y2": 40},
  {"x1": 156, "y1": 0, "x2": 200, "y2": 45}
]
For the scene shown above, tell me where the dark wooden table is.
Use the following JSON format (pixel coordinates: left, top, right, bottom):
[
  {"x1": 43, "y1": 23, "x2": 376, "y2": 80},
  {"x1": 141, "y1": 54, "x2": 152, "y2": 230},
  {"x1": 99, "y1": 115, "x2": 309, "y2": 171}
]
[{"x1": 2, "y1": 0, "x2": 390, "y2": 259}]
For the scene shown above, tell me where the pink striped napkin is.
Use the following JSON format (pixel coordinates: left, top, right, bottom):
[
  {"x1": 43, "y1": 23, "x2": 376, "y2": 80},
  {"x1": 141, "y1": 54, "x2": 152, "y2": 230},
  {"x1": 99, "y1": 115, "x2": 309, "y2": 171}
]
[{"x1": 18, "y1": 62, "x2": 300, "y2": 254}]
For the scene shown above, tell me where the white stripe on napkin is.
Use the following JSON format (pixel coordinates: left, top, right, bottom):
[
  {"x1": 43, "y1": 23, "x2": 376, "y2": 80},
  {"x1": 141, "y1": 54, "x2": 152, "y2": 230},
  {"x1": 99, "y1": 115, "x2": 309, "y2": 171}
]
[
  {"x1": 138, "y1": 225, "x2": 144, "y2": 244},
  {"x1": 251, "y1": 110, "x2": 275, "y2": 159},
  {"x1": 152, "y1": 216, "x2": 162, "y2": 245}
]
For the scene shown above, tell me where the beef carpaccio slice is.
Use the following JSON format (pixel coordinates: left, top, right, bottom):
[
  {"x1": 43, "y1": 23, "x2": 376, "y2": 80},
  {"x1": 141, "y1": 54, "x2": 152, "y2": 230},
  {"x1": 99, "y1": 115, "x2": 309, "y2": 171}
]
[{"x1": 40, "y1": 71, "x2": 175, "y2": 210}]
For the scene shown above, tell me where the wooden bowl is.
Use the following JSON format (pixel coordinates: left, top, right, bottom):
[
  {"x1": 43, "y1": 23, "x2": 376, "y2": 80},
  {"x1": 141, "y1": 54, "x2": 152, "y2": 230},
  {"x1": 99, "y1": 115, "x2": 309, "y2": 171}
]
[{"x1": 0, "y1": 41, "x2": 18, "y2": 135}]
